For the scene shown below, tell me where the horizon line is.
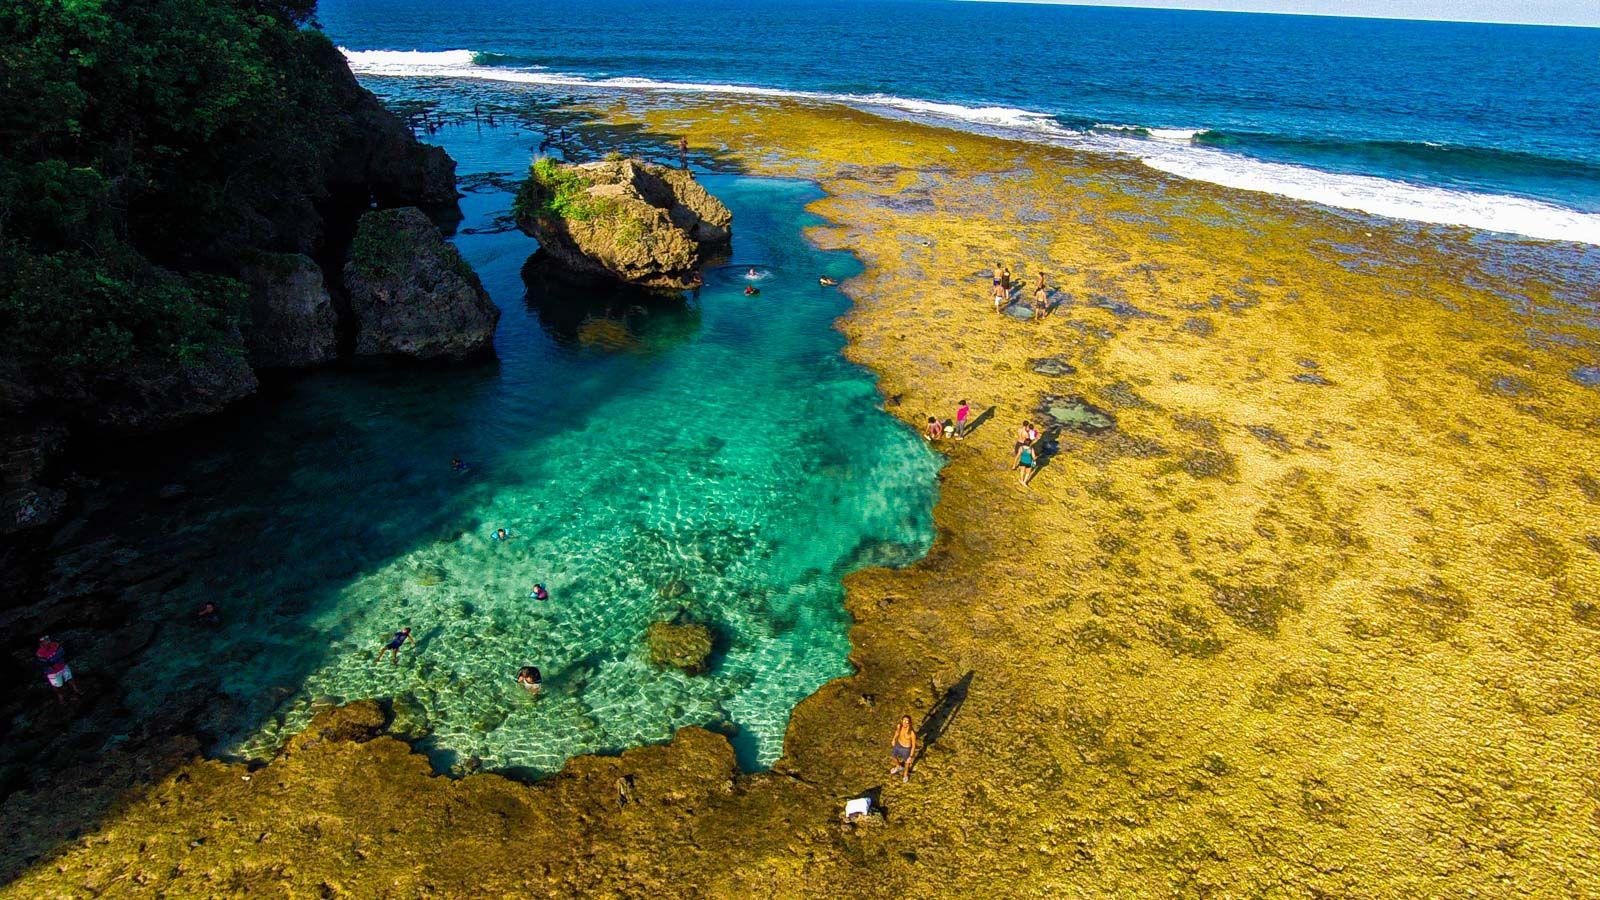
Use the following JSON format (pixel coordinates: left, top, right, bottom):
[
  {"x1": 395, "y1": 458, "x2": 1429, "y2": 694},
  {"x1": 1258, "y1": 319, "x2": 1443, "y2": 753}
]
[{"x1": 950, "y1": 0, "x2": 1600, "y2": 30}]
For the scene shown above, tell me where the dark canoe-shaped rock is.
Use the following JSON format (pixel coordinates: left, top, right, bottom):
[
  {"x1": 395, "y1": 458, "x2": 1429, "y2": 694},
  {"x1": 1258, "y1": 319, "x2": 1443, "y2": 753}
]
[
  {"x1": 1027, "y1": 356, "x2": 1077, "y2": 377},
  {"x1": 344, "y1": 207, "x2": 500, "y2": 361},
  {"x1": 515, "y1": 158, "x2": 732, "y2": 291}
]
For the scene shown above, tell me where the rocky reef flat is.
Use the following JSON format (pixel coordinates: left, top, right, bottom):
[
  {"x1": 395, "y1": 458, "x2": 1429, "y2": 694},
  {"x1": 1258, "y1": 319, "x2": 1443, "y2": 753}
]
[{"x1": 6, "y1": 97, "x2": 1599, "y2": 896}]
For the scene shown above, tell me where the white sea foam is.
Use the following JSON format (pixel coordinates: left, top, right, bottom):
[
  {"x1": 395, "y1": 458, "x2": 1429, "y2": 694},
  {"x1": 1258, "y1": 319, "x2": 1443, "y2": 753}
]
[
  {"x1": 340, "y1": 48, "x2": 478, "y2": 70},
  {"x1": 1136, "y1": 145, "x2": 1600, "y2": 245},
  {"x1": 340, "y1": 47, "x2": 1600, "y2": 246},
  {"x1": 1147, "y1": 128, "x2": 1201, "y2": 144}
]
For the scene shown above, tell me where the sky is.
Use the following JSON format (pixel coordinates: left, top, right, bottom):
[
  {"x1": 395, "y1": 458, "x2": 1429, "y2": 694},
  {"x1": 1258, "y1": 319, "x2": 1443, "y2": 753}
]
[{"x1": 959, "y1": 0, "x2": 1600, "y2": 27}]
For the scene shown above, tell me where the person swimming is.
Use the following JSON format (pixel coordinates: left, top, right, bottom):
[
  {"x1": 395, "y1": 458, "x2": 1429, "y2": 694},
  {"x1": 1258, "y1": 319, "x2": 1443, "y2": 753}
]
[
  {"x1": 517, "y1": 666, "x2": 542, "y2": 695},
  {"x1": 747, "y1": 267, "x2": 760, "y2": 279},
  {"x1": 375, "y1": 627, "x2": 413, "y2": 665},
  {"x1": 450, "y1": 457, "x2": 470, "y2": 473},
  {"x1": 492, "y1": 528, "x2": 510, "y2": 542},
  {"x1": 744, "y1": 285, "x2": 760, "y2": 296},
  {"x1": 819, "y1": 276, "x2": 838, "y2": 286},
  {"x1": 530, "y1": 583, "x2": 549, "y2": 601},
  {"x1": 196, "y1": 601, "x2": 220, "y2": 626}
]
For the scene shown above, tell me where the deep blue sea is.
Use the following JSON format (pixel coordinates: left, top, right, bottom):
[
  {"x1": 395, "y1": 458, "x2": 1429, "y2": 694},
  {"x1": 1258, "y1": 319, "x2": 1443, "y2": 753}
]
[{"x1": 323, "y1": 0, "x2": 1600, "y2": 243}]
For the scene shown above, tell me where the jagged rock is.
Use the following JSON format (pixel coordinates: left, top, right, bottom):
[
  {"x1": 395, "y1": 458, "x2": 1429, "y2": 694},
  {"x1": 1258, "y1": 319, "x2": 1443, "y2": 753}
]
[
  {"x1": 515, "y1": 158, "x2": 732, "y2": 290},
  {"x1": 241, "y1": 253, "x2": 338, "y2": 369},
  {"x1": 647, "y1": 621, "x2": 715, "y2": 674},
  {"x1": 344, "y1": 208, "x2": 500, "y2": 360}
]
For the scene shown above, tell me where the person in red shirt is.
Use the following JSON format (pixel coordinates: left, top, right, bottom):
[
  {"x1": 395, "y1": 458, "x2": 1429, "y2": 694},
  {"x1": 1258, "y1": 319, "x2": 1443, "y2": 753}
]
[{"x1": 35, "y1": 636, "x2": 82, "y2": 703}]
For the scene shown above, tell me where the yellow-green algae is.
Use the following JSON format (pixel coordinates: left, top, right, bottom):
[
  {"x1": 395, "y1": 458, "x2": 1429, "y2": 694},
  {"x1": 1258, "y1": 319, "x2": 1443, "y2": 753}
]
[{"x1": 7, "y1": 98, "x2": 1600, "y2": 897}]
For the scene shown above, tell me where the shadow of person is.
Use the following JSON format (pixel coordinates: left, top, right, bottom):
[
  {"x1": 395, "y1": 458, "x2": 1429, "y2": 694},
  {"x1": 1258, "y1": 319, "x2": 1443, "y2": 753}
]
[
  {"x1": 965, "y1": 406, "x2": 997, "y2": 436},
  {"x1": 1031, "y1": 427, "x2": 1065, "y2": 475},
  {"x1": 915, "y1": 671, "x2": 973, "y2": 766}
]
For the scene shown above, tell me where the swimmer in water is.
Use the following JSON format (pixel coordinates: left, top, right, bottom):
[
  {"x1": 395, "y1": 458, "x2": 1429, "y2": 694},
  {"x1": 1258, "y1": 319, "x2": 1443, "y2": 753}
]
[
  {"x1": 744, "y1": 286, "x2": 760, "y2": 297},
  {"x1": 375, "y1": 627, "x2": 413, "y2": 666},
  {"x1": 819, "y1": 276, "x2": 838, "y2": 286},
  {"x1": 450, "y1": 457, "x2": 469, "y2": 473},
  {"x1": 747, "y1": 267, "x2": 760, "y2": 279},
  {"x1": 493, "y1": 528, "x2": 510, "y2": 542},
  {"x1": 517, "y1": 666, "x2": 542, "y2": 695},
  {"x1": 530, "y1": 583, "x2": 549, "y2": 601}
]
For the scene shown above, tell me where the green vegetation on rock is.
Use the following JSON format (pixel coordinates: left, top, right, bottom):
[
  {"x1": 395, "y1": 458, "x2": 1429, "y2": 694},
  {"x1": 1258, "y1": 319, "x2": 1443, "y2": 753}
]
[{"x1": 514, "y1": 157, "x2": 619, "y2": 224}]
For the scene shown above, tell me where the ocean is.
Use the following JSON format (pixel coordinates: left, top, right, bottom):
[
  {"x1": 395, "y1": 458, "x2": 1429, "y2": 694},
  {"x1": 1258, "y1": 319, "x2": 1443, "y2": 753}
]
[{"x1": 322, "y1": 0, "x2": 1600, "y2": 244}]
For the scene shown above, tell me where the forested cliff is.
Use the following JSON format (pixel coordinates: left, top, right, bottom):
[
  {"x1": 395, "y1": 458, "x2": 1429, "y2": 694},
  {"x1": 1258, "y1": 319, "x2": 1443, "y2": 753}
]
[{"x1": 0, "y1": 0, "x2": 466, "y2": 531}]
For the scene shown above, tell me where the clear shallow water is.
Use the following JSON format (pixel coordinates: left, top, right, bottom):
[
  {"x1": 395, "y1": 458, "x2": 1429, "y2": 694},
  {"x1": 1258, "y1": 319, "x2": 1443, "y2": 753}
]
[
  {"x1": 320, "y1": 0, "x2": 1600, "y2": 243},
  {"x1": 106, "y1": 120, "x2": 938, "y2": 775}
]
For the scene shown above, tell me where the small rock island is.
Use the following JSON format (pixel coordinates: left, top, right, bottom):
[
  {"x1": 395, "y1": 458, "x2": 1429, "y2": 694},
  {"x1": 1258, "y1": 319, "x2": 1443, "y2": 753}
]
[{"x1": 514, "y1": 157, "x2": 732, "y2": 290}]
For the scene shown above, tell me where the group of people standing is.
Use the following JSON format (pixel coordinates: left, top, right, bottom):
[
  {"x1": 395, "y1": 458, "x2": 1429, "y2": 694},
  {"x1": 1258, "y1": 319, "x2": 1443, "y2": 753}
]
[
  {"x1": 991, "y1": 261, "x2": 1055, "y2": 321},
  {"x1": 925, "y1": 400, "x2": 1043, "y2": 487}
]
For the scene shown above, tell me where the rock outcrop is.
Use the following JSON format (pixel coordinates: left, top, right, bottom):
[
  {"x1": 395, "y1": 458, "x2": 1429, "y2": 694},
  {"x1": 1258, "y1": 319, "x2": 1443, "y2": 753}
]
[
  {"x1": 344, "y1": 208, "x2": 500, "y2": 360},
  {"x1": 646, "y1": 621, "x2": 715, "y2": 674},
  {"x1": 242, "y1": 253, "x2": 339, "y2": 369},
  {"x1": 515, "y1": 158, "x2": 732, "y2": 290}
]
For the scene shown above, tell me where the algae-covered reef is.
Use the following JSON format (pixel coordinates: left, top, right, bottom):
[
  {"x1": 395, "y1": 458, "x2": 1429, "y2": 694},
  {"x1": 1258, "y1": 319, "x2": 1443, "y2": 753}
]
[
  {"x1": 6, "y1": 94, "x2": 1600, "y2": 896},
  {"x1": 0, "y1": 0, "x2": 467, "y2": 535}
]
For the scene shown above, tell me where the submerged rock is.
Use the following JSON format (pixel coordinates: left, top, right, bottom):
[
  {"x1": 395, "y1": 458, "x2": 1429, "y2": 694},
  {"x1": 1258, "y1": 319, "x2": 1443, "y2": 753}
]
[
  {"x1": 515, "y1": 157, "x2": 732, "y2": 290},
  {"x1": 344, "y1": 208, "x2": 500, "y2": 360},
  {"x1": 241, "y1": 253, "x2": 338, "y2": 369},
  {"x1": 647, "y1": 621, "x2": 715, "y2": 674}
]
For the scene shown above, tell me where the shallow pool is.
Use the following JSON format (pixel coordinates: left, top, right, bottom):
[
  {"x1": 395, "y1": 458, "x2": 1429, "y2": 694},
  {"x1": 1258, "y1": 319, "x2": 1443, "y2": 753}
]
[{"x1": 105, "y1": 120, "x2": 939, "y2": 776}]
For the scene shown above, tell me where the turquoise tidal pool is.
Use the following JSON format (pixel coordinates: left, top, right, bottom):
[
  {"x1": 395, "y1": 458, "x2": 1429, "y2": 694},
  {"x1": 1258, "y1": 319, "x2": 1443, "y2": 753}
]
[{"x1": 106, "y1": 120, "x2": 939, "y2": 776}]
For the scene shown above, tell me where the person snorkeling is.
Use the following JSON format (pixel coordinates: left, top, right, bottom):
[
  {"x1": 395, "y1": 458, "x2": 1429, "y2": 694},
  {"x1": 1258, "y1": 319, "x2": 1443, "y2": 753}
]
[
  {"x1": 530, "y1": 583, "x2": 549, "y2": 601},
  {"x1": 744, "y1": 285, "x2": 760, "y2": 297},
  {"x1": 819, "y1": 276, "x2": 838, "y2": 286},
  {"x1": 492, "y1": 528, "x2": 510, "y2": 542}
]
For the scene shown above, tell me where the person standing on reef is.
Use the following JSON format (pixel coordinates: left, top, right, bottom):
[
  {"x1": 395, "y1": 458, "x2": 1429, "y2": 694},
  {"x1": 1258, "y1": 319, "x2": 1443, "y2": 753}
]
[
  {"x1": 375, "y1": 627, "x2": 413, "y2": 666},
  {"x1": 1000, "y1": 264, "x2": 1012, "y2": 295},
  {"x1": 677, "y1": 135, "x2": 689, "y2": 170},
  {"x1": 1014, "y1": 438, "x2": 1039, "y2": 487},
  {"x1": 955, "y1": 400, "x2": 971, "y2": 439},
  {"x1": 889, "y1": 715, "x2": 917, "y2": 782},
  {"x1": 1014, "y1": 420, "x2": 1035, "y2": 454},
  {"x1": 993, "y1": 281, "x2": 1009, "y2": 313},
  {"x1": 35, "y1": 636, "x2": 81, "y2": 704}
]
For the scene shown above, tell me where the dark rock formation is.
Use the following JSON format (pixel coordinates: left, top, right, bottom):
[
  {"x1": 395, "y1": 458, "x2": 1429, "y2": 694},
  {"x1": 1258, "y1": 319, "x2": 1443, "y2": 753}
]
[
  {"x1": 311, "y1": 39, "x2": 458, "y2": 214},
  {"x1": 647, "y1": 621, "x2": 715, "y2": 674},
  {"x1": 241, "y1": 253, "x2": 339, "y2": 369},
  {"x1": 516, "y1": 158, "x2": 732, "y2": 290},
  {"x1": 344, "y1": 208, "x2": 500, "y2": 360}
]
